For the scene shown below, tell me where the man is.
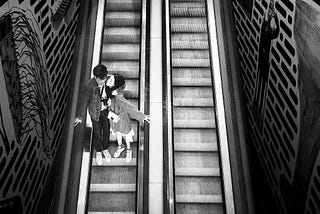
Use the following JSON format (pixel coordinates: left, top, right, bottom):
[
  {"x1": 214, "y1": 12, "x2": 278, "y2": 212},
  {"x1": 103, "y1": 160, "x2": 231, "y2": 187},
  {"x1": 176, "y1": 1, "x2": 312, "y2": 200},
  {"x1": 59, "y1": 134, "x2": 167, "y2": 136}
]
[{"x1": 74, "y1": 64, "x2": 115, "y2": 165}]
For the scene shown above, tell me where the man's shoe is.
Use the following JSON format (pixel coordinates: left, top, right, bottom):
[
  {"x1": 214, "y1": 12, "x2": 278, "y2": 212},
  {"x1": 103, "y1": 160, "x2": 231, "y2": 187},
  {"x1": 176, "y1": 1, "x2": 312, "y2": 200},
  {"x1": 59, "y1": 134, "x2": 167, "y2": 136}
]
[
  {"x1": 96, "y1": 152, "x2": 102, "y2": 165},
  {"x1": 114, "y1": 146, "x2": 125, "y2": 158},
  {"x1": 126, "y1": 149, "x2": 132, "y2": 163},
  {"x1": 103, "y1": 149, "x2": 111, "y2": 163}
]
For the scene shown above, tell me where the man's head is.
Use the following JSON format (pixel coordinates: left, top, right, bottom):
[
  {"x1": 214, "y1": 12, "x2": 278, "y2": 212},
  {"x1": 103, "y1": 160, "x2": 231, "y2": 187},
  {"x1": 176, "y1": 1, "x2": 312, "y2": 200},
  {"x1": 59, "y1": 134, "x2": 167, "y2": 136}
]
[{"x1": 93, "y1": 64, "x2": 108, "y2": 86}]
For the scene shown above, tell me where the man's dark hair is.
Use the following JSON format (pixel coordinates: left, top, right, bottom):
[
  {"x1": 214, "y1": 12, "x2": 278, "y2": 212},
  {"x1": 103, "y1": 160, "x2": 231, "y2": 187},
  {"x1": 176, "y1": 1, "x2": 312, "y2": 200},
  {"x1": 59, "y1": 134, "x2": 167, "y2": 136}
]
[{"x1": 93, "y1": 64, "x2": 108, "y2": 79}]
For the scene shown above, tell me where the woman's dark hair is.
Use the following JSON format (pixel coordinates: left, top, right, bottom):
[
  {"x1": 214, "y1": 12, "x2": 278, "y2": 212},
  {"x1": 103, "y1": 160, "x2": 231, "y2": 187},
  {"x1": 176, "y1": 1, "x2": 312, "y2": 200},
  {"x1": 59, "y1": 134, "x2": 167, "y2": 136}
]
[
  {"x1": 93, "y1": 64, "x2": 108, "y2": 79},
  {"x1": 111, "y1": 74, "x2": 126, "y2": 93}
]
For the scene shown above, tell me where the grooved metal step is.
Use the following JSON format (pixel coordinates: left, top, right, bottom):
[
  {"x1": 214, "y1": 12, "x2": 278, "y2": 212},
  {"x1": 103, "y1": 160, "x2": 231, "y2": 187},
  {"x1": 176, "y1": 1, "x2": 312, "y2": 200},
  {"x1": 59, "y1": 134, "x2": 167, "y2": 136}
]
[
  {"x1": 173, "y1": 87, "x2": 214, "y2": 106},
  {"x1": 101, "y1": 44, "x2": 140, "y2": 60},
  {"x1": 89, "y1": 212, "x2": 135, "y2": 214},
  {"x1": 105, "y1": 12, "x2": 140, "y2": 27},
  {"x1": 175, "y1": 176, "x2": 222, "y2": 195},
  {"x1": 171, "y1": 17, "x2": 207, "y2": 32},
  {"x1": 88, "y1": 192, "x2": 135, "y2": 212},
  {"x1": 170, "y1": 2, "x2": 206, "y2": 17},
  {"x1": 90, "y1": 184, "x2": 135, "y2": 192},
  {"x1": 92, "y1": 158, "x2": 137, "y2": 167},
  {"x1": 106, "y1": 0, "x2": 141, "y2": 11},
  {"x1": 174, "y1": 128, "x2": 217, "y2": 144},
  {"x1": 171, "y1": 33, "x2": 208, "y2": 50},
  {"x1": 174, "y1": 142, "x2": 217, "y2": 152},
  {"x1": 174, "y1": 152, "x2": 220, "y2": 168},
  {"x1": 172, "y1": 68, "x2": 212, "y2": 86},
  {"x1": 176, "y1": 204, "x2": 224, "y2": 214},
  {"x1": 176, "y1": 194, "x2": 223, "y2": 203},
  {"x1": 173, "y1": 107, "x2": 216, "y2": 128},
  {"x1": 104, "y1": 27, "x2": 140, "y2": 43},
  {"x1": 175, "y1": 167, "x2": 220, "y2": 176}
]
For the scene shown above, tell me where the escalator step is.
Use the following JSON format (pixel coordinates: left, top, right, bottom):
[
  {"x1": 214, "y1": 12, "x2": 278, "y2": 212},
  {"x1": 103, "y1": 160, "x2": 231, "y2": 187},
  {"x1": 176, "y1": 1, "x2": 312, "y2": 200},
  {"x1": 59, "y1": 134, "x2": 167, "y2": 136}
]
[
  {"x1": 104, "y1": 27, "x2": 140, "y2": 43},
  {"x1": 173, "y1": 87, "x2": 214, "y2": 106},
  {"x1": 105, "y1": 12, "x2": 140, "y2": 27},
  {"x1": 101, "y1": 44, "x2": 140, "y2": 60},
  {"x1": 121, "y1": 79, "x2": 139, "y2": 99},
  {"x1": 172, "y1": 58, "x2": 210, "y2": 67},
  {"x1": 90, "y1": 184, "x2": 135, "y2": 192},
  {"x1": 106, "y1": 0, "x2": 141, "y2": 11},
  {"x1": 174, "y1": 142, "x2": 217, "y2": 152},
  {"x1": 174, "y1": 152, "x2": 219, "y2": 168},
  {"x1": 102, "y1": 61, "x2": 139, "y2": 78},
  {"x1": 175, "y1": 194, "x2": 223, "y2": 203},
  {"x1": 175, "y1": 177, "x2": 222, "y2": 195},
  {"x1": 171, "y1": 0, "x2": 205, "y2": 2},
  {"x1": 171, "y1": 17, "x2": 207, "y2": 33},
  {"x1": 172, "y1": 50, "x2": 209, "y2": 59},
  {"x1": 88, "y1": 192, "x2": 135, "y2": 212},
  {"x1": 171, "y1": 33, "x2": 208, "y2": 50},
  {"x1": 91, "y1": 166, "x2": 136, "y2": 184},
  {"x1": 172, "y1": 68, "x2": 212, "y2": 86},
  {"x1": 172, "y1": 50, "x2": 210, "y2": 67},
  {"x1": 174, "y1": 128, "x2": 217, "y2": 145},
  {"x1": 88, "y1": 212, "x2": 135, "y2": 214},
  {"x1": 175, "y1": 167, "x2": 220, "y2": 176},
  {"x1": 92, "y1": 158, "x2": 137, "y2": 166},
  {"x1": 173, "y1": 107, "x2": 215, "y2": 128},
  {"x1": 176, "y1": 204, "x2": 224, "y2": 214},
  {"x1": 170, "y1": 2, "x2": 206, "y2": 17}
]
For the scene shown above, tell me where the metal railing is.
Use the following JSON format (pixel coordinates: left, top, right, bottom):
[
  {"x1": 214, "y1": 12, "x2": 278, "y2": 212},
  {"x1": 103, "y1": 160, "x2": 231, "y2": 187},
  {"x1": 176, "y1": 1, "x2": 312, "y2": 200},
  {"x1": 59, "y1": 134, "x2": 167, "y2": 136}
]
[
  {"x1": 136, "y1": 0, "x2": 150, "y2": 213},
  {"x1": 163, "y1": 0, "x2": 175, "y2": 213},
  {"x1": 206, "y1": 0, "x2": 235, "y2": 213},
  {"x1": 76, "y1": 0, "x2": 106, "y2": 212}
]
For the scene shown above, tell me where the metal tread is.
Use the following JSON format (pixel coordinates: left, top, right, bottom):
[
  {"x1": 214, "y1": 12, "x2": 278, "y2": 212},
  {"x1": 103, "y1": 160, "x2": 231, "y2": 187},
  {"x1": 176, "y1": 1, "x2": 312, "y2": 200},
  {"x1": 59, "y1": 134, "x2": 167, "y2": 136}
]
[
  {"x1": 89, "y1": 212, "x2": 135, "y2": 214},
  {"x1": 175, "y1": 167, "x2": 220, "y2": 176},
  {"x1": 90, "y1": 183, "x2": 135, "y2": 192},
  {"x1": 175, "y1": 194, "x2": 223, "y2": 204},
  {"x1": 92, "y1": 158, "x2": 137, "y2": 166},
  {"x1": 174, "y1": 142, "x2": 217, "y2": 152}
]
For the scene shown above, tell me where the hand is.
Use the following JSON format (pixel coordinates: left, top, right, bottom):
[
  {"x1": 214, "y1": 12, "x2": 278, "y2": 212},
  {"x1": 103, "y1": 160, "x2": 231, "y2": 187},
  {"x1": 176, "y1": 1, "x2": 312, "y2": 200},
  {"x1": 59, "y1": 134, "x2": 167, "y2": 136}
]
[
  {"x1": 144, "y1": 115, "x2": 150, "y2": 123},
  {"x1": 107, "y1": 98, "x2": 111, "y2": 106},
  {"x1": 74, "y1": 117, "x2": 82, "y2": 126},
  {"x1": 111, "y1": 90, "x2": 118, "y2": 96}
]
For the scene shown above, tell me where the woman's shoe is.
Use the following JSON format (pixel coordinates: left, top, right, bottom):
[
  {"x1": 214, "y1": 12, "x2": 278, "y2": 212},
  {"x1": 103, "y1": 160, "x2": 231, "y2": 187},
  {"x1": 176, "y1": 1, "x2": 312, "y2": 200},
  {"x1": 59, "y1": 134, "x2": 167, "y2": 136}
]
[{"x1": 114, "y1": 146, "x2": 125, "y2": 158}]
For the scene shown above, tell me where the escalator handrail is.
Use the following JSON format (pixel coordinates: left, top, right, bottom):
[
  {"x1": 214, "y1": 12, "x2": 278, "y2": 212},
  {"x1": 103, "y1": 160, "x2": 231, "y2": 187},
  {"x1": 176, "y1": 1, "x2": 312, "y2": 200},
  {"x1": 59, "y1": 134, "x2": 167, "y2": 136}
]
[
  {"x1": 136, "y1": 0, "x2": 150, "y2": 213},
  {"x1": 163, "y1": 0, "x2": 175, "y2": 213},
  {"x1": 206, "y1": 0, "x2": 235, "y2": 213},
  {"x1": 76, "y1": 0, "x2": 107, "y2": 213}
]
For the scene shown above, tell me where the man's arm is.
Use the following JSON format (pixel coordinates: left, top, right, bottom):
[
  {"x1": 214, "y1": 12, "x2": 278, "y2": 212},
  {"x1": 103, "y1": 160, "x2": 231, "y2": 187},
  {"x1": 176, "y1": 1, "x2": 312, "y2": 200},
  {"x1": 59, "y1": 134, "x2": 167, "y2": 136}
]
[{"x1": 75, "y1": 82, "x2": 91, "y2": 126}]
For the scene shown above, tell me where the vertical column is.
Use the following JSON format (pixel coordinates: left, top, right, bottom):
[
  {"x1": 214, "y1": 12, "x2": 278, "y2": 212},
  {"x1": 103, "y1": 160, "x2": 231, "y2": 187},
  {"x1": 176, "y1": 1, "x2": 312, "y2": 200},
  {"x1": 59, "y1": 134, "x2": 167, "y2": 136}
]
[{"x1": 148, "y1": 0, "x2": 163, "y2": 213}]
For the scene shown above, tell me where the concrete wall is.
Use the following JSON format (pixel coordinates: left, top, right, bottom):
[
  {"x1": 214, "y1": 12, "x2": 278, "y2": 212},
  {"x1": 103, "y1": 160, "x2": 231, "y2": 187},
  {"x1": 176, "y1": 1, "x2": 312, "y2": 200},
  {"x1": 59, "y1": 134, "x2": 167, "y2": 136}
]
[
  {"x1": 0, "y1": 0, "x2": 80, "y2": 213},
  {"x1": 232, "y1": 0, "x2": 320, "y2": 213}
]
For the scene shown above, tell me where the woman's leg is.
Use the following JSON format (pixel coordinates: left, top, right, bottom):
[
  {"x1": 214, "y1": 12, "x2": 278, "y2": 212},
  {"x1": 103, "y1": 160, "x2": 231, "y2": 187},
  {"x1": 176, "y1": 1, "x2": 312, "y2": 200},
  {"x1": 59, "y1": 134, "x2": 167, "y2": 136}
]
[{"x1": 114, "y1": 132, "x2": 125, "y2": 158}]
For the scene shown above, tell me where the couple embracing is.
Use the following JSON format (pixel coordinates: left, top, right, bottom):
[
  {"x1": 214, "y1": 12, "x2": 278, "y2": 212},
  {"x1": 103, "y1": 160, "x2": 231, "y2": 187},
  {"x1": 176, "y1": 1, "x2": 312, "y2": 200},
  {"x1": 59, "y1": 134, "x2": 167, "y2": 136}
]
[{"x1": 74, "y1": 64, "x2": 150, "y2": 164}]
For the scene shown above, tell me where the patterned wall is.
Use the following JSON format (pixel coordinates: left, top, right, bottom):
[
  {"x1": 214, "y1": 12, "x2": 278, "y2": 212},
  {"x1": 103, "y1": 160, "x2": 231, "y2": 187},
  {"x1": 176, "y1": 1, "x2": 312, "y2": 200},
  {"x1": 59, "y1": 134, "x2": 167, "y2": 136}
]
[
  {"x1": 232, "y1": 0, "x2": 320, "y2": 213},
  {"x1": 0, "y1": 0, "x2": 80, "y2": 213}
]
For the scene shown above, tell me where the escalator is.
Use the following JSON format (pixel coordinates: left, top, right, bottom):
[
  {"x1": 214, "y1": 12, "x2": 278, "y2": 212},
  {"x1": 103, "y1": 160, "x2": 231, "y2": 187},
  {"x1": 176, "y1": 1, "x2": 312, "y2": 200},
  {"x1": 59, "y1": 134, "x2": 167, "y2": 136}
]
[
  {"x1": 87, "y1": 0, "x2": 144, "y2": 213},
  {"x1": 166, "y1": 0, "x2": 225, "y2": 213}
]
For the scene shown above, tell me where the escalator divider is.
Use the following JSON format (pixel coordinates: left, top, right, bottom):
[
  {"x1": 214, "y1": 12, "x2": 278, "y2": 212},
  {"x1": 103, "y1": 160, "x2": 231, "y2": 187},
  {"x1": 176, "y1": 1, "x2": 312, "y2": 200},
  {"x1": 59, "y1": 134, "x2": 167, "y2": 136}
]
[
  {"x1": 163, "y1": 0, "x2": 176, "y2": 213},
  {"x1": 136, "y1": 0, "x2": 150, "y2": 213},
  {"x1": 205, "y1": 0, "x2": 235, "y2": 213}
]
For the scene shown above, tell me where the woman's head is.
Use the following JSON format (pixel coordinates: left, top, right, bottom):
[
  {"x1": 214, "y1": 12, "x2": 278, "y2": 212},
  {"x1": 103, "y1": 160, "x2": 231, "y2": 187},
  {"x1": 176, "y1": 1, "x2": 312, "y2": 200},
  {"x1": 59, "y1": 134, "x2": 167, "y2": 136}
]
[{"x1": 111, "y1": 74, "x2": 126, "y2": 95}]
